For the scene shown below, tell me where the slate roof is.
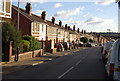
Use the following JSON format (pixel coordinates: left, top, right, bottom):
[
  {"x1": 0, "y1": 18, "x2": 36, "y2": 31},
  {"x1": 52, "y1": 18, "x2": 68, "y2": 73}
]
[
  {"x1": 12, "y1": 5, "x2": 45, "y2": 23},
  {"x1": 12, "y1": 5, "x2": 79, "y2": 34}
]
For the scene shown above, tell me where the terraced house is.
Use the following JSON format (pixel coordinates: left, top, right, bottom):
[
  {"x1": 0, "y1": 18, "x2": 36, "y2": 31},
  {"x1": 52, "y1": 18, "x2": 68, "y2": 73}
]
[
  {"x1": 0, "y1": 0, "x2": 12, "y2": 22},
  {"x1": 12, "y1": 3, "x2": 46, "y2": 41}
]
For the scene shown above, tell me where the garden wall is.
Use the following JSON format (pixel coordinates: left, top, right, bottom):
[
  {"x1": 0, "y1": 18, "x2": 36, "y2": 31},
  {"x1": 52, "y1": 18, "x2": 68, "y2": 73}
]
[{"x1": 9, "y1": 49, "x2": 44, "y2": 62}]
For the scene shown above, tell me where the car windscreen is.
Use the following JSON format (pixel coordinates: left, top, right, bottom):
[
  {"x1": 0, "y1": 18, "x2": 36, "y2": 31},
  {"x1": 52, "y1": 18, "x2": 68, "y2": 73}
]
[{"x1": 118, "y1": 45, "x2": 120, "y2": 61}]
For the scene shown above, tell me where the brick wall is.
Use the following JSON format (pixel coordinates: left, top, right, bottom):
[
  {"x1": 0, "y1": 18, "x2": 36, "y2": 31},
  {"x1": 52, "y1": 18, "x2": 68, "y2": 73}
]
[
  {"x1": 10, "y1": 49, "x2": 44, "y2": 62},
  {"x1": 12, "y1": 7, "x2": 31, "y2": 36}
]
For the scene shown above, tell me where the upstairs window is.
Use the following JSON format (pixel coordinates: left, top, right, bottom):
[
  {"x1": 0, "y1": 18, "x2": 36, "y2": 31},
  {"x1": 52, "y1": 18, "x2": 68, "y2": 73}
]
[
  {"x1": 42, "y1": 24, "x2": 44, "y2": 32},
  {"x1": 0, "y1": 0, "x2": 4, "y2": 12}
]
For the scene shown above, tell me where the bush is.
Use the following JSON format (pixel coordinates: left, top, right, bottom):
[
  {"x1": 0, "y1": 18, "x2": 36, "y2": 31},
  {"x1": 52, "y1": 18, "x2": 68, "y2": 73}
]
[
  {"x1": 34, "y1": 40, "x2": 42, "y2": 50},
  {"x1": 22, "y1": 35, "x2": 42, "y2": 51},
  {"x1": 89, "y1": 39, "x2": 93, "y2": 43},
  {"x1": 80, "y1": 37, "x2": 88, "y2": 44},
  {"x1": 22, "y1": 40, "x2": 30, "y2": 52},
  {"x1": 2, "y1": 22, "x2": 22, "y2": 55}
]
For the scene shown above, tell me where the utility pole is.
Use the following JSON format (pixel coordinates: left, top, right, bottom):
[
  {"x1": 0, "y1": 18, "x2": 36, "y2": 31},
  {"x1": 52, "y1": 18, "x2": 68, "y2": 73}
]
[{"x1": 15, "y1": 0, "x2": 20, "y2": 61}]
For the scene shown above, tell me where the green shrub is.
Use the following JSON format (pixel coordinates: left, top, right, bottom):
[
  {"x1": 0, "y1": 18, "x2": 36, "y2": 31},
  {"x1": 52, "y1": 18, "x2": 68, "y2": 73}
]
[
  {"x1": 22, "y1": 40, "x2": 30, "y2": 52},
  {"x1": 80, "y1": 37, "x2": 88, "y2": 44},
  {"x1": 35, "y1": 41, "x2": 42, "y2": 50},
  {"x1": 22, "y1": 35, "x2": 42, "y2": 51},
  {"x1": 2, "y1": 22, "x2": 22, "y2": 55},
  {"x1": 89, "y1": 39, "x2": 93, "y2": 43}
]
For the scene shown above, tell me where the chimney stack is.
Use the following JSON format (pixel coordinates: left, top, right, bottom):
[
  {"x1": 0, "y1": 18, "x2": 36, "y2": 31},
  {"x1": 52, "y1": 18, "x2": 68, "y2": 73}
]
[
  {"x1": 81, "y1": 29, "x2": 84, "y2": 34},
  {"x1": 65, "y1": 24, "x2": 68, "y2": 30},
  {"x1": 73, "y1": 25, "x2": 75, "y2": 31},
  {"x1": 41, "y1": 11, "x2": 46, "y2": 21},
  {"x1": 84, "y1": 30, "x2": 86, "y2": 34},
  {"x1": 77, "y1": 28, "x2": 80, "y2": 33},
  {"x1": 25, "y1": 3, "x2": 32, "y2": 16},
  {"x1": 68, "y1": 26, "x2": 70, "y2": 30},
  {"x1": 59, "y1": 20, "x2": 62, "y2": 27},
  {"x1": 51, "y1": 17, "x2": 55, "y2": 25}
]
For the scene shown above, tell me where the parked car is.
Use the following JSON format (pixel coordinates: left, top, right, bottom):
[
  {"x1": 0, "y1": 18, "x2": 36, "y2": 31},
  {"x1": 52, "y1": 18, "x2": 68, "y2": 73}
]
[
  {"x1": 55, "y1": 43, "x2": 63, "y2": 52},
  {"x1": 69, "y1": 43, "x2": 74, "y2": 49},
  {"x1": 91, "y1": 43, "x2": 96, "y2": 47},
  {"x1": 86, "y1": 43, "x2": 92, "y2": 47},
  {"x1": 62, "y1": 42, "x2": 70, "y2": 50},
  {"x1": 79, "y1": 42, "x2": 84, "y2": 47},
  {"x1": 102, "y1": 41, "x2": 113, "y2": 64},
  {"x1": 105, "y1": 39, "x2": 120, "y2": 81}
]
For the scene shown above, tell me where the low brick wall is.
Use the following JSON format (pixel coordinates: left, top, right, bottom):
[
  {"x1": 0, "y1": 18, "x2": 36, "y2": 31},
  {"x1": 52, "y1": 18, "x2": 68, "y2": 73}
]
[
  {"x1": 10, "y1": 49, "x2": 44, "y2": 62},
  {"x1": 46, "y1": 48, "x2": 57, "y2": 53}
]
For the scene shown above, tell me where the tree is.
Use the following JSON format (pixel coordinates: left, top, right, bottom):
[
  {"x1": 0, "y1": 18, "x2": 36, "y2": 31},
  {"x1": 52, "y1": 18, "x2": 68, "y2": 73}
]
[
  {"x1": 80, "y1": 37, "x2": 88, "y2": 44},
  {"x1": 2, "y1": 22, "x2": 22, "y2": 61},
  {"x1": 22, "y1": 35, "x2": 42, "y2": 51},
  {"x1": 89, "y1": 39, "x2": 93, "y2": 43}
]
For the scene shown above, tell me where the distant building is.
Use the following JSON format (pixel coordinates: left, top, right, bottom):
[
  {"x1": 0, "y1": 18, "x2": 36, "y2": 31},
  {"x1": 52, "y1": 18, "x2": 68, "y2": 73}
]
[{"x1": 0, "y1": 0, "x2": 12, "y2": 22}]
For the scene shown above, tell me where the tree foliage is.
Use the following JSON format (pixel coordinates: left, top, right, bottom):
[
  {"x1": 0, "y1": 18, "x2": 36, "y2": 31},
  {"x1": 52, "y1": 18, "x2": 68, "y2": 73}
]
[
  {"x1": 80, "y1": 37, "x2": 88, "y2": 44},
  {"x1": 2, "y1": 22, "x2": 22, "y2": 52},
  {"x1": 89, "y1": 39, "x2": 93, "y2": 43},
  {"x1": 22, "y1": 35, "x2": 42, "y2": 51}
]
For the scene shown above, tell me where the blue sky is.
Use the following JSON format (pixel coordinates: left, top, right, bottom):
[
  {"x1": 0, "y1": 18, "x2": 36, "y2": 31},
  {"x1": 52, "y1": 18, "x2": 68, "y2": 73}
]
[{"x1": 12, "y1": 0, "x2": 118, "y2": 32}]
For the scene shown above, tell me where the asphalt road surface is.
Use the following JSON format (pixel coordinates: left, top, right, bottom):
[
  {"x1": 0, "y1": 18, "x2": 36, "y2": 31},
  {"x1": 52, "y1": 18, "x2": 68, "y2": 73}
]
[{"x1": 3, "y1": 47, "x2": 106, "y2": 79}]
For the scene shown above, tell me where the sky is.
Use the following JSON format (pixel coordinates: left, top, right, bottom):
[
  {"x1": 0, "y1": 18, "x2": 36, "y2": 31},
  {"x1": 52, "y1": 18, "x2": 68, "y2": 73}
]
[{"x1": 12, "y1": 0, "x2": 119, "y2": 32}]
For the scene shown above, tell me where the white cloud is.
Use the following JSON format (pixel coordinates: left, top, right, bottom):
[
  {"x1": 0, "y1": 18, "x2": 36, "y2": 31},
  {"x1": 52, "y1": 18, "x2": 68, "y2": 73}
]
[
  {"x1": 34, "y1": 10, "x2": 42, "y2": 13},
  {"x1": 85, "y1": 17, "x2": 104, "y2": 25},
  {"x1": 84, "y1": 17, "x2": 114, "y2": 26},
  {"x1": 19, "y1": 0, "x2": 47, "y2": 3},
  {"x1": 83, "y1": 12, "x2": 91, "y2": 17},
  {"x1": 95, "y1": 0, "x2": 115, "y2": 5},
  {"x1": 53, "y1": 3, "x2": 63, "y2": 8},
  {"x1": 54, "y1": 7, "x2": 84, "y2": 18}
]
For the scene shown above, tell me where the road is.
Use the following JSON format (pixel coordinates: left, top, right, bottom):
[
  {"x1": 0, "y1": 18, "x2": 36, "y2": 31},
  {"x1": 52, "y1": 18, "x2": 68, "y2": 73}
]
[{"x1": 3, "y1": 47, "x2": 106, "y2": 79}]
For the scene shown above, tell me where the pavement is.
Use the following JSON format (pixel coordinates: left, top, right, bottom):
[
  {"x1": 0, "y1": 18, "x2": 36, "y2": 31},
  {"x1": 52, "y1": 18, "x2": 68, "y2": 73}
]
[{"x1": 1, "y1": 47, "x2": 86, "y2": 74}]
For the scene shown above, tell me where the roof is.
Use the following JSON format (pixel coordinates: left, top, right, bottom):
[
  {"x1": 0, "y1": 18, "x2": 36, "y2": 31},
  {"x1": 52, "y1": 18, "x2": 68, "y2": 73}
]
[
  {"x1": 12, "y1": 5, "x2": 78, "y2": 34},
  {"x1": 46, "y1": 20, "x2": 67, "y2": 30},
  {"x1": 12, "y1": 5, "x2": 45, "y2": 23},
  {"x1": 69, "y1": 30, "x2": 78, "y2": 34}
]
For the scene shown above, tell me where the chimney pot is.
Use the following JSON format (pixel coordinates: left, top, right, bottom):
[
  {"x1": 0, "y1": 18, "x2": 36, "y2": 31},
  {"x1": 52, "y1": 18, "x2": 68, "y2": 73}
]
[
  {"x1": 41, "y1": 11, "x2": 46, "y2": 21},
  {"x1": 51, "y1": 17, "x2": 55, "y2": 25},
  {"x1": 59, "y1": 20, "x2": 62, "y2": 27},
  {"x1": 77, "y1": 28, "x2": 80, "y2": 33},
  {"x1": 65, "y1": 24, "x2": 68, "y2": 30},
  {"x1": 68, "y1": 26, "x2": 70, "y2": 30},
  {"x1": 73, "y1": 25, "x2": 75, "y2": 31},
  {"x1": 25, "y1": 2, "x2": 32, "y2": 16}
]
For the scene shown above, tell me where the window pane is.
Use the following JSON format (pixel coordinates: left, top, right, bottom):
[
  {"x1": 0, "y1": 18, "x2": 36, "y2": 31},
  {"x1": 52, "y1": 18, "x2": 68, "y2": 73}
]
[
  {"x1": 6, "y1": 1, "x2": 10, "y2": 13},
  {"x1": 0, "y1": 0, "x2": 4, "y2": 11}
]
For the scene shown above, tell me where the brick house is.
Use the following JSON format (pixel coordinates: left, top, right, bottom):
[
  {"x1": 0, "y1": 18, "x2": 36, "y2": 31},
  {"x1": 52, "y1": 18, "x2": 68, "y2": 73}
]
[
  {"x1": 0, "y1": 0, "x2": 12, "y2": 22},
  {"x1": 12, "y1": 3, "x2": 46, "y2": 41},
  {"x1": 64, "y1": 24, "x2": 70, "y2": 42},
  {"x1": 46, "y1": 17, "x2": 65, "y2": 43}
]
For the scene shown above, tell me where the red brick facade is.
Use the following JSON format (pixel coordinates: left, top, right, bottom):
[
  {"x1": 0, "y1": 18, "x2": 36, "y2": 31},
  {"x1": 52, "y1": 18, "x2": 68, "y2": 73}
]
[{"x1": 12, "y1": 7, "x2": 32, "y2": 36}]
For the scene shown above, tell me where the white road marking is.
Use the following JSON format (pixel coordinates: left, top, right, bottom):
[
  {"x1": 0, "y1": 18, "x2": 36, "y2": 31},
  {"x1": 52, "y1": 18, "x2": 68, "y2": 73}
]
[
  {"x1": 32, "y1": 61, "x2": 44, "y2": 66},
  {"x1": 75, "y1": 60, "x2": 82, "y2": 65},
  {"x1": 58, "y1": 66, "x2": 74, "y2": 79},
  {"x1": 75, "y1": 55, "x2": 87, "y2": 66}
]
